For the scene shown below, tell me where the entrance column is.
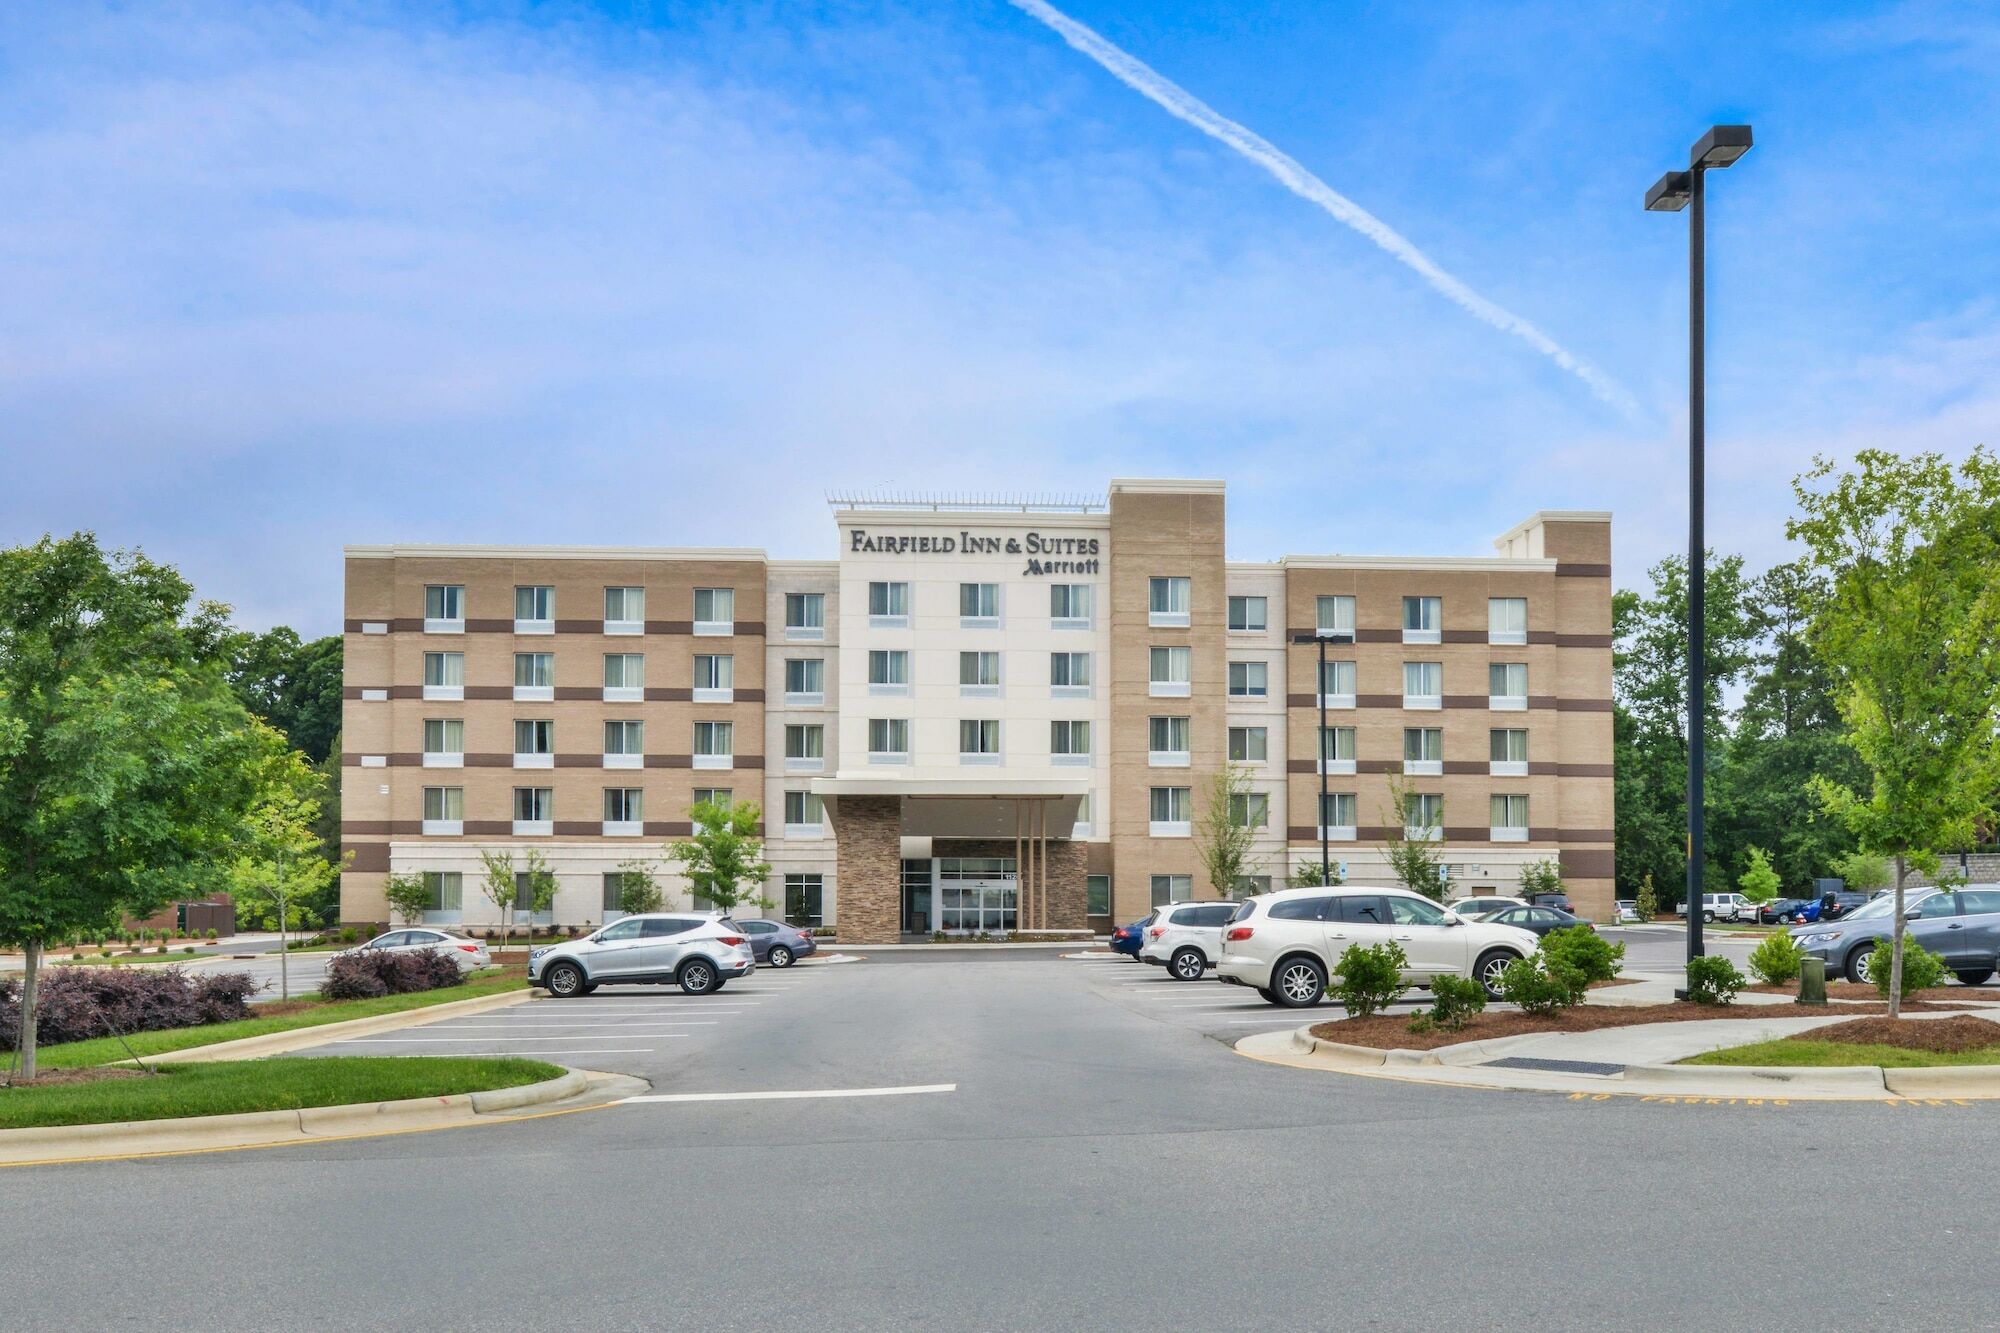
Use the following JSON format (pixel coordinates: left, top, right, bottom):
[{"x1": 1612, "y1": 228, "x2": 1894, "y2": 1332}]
[{"x1": 831, "y1": 795, "x2": 903, "y2": 944}]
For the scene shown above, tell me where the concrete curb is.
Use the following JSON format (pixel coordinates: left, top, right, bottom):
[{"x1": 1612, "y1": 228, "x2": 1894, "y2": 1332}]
[
  {"x1": 122, "y1": 987, "x2": 535, "y2": 1066},
  {"x1": 0, "y1": 1065, "x2": 597, "y2": 1167}
]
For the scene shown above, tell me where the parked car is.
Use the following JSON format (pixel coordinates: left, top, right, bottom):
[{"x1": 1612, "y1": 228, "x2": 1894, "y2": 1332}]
[
  {"x1": 1615, "y1": 900, "x2": 1639, "y2": 923},
  {"x1": 1759, "y1": 898, "x2": 1809, "y2": 925},
  {"x1": 1786, "y1": 898, "x2": 1824, "y2": 924},
  {"x1": 1217, "y1": 886, "x2": 1540, "y2": 1007},
  {"x1": 1791, "y1": 887, "x2": 2000, "y2": 985},
  {"x1": 1526, "y1": 892, "x2": 1577, "y2": 917},
  {"x1": 1446, "y1": 896, "x2": 1526, "y2": 920},
  {"x1": 1819, "y1": 891, "x2": 1870, "y2": 921},
  {"x1": 340, "y1": 928, "x2": 490, "y2": 972},
  {"x1": 1109, "y1": 915, "x2": 1153, "y2": 960},
  {"x1": 528, "y1": 913, "x2": 753, "y2": 996},
  {"x1": 1679, "y1": 893, "x2": 1754, "y2": 923},
  {"x1": 1478, "y1": 904, "x2": 1595, "y2": 939},
  {"x1": 736, "y1": 918, "x2": 816, "y2": 968},
  {"x1": 1139, "y1": 901, "x2": 1238, "y2": 981}
]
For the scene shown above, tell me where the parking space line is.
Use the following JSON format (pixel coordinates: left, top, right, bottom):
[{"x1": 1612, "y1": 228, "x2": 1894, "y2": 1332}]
[
  {"x1": 426, "y1": 1022, "x2": 721, "y2": 1028},
  {"x1": 329, "y1": 1034, "x2": 691, "y2": 1043},
  {"x1": 619, "y1": 1083, "x2": 957, "y2": 1105}
]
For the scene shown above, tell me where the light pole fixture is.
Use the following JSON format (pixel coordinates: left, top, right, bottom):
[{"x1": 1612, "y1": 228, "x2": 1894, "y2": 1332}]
[
  {"x1": 1646, "y1": 123, "x2": 1753, "y2": 969},
  {"x1": 1294, "y1": 627, "x2": 1353, "y2": 885}
]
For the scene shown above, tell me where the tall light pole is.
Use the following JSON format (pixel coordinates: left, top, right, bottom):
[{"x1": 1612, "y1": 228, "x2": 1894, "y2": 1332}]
[{"x1": 1646, "y1": 124, "x2": 1753, "y2": 967}]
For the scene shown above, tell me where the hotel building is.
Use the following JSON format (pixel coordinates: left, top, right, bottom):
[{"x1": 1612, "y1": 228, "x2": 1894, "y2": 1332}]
[{"x1": 338, "y1": 479, "x2": 1614, "y2": 941}]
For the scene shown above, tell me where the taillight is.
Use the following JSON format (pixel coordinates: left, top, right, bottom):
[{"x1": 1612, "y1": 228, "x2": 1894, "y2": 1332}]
[
  {"x1": 1147, "y1": 927, "x2": 1165, "y2": 939},
  {"x1": 1226, "y1": 926, "x2": 1254, "y2": 941},
  {"x1": 458, "y1": 944, "x2": 478, "y2": 953},
  {"x1": 718, "y1": 935, "x2": 746, "y2": 946}
]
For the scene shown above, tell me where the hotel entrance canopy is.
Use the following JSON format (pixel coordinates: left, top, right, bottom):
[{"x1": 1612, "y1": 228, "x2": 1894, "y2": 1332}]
[{"x1": 808, "y1": 776, "x2": 1089, "y2": 840}]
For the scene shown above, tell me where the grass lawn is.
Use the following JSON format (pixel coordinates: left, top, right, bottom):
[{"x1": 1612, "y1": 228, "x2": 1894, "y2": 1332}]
[
  {"x1": 0, "y1": 1056, "x2": 561, "y2": 1129},
  {"x1": 54, "y1": 951, "x2": 206, "y2": 967},
  {"x1": 24, "y1": 972, "x2": 529, "y2": 1071},
  {"x1": 1684, "y1": 1038, "x2": 2000, "y2": 1067}
]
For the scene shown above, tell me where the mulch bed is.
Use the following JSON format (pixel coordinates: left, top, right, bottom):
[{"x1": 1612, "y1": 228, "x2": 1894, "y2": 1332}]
[
  {"x1": 1746, "y1": 982, "x2": 1995, "y2": 1002},
  {"x1": 1309, "y1": 999, "x2": 1954, "y2": 1051},
  {"x1": 1, "y1": 1067, "x2": 150, "y2": 1090},
  {"x1": 1796, "y1": 1015, "x2": 2000, "y2": 1053}
]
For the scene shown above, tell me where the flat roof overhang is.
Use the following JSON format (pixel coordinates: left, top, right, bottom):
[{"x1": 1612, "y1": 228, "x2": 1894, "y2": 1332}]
[{"x1": 810, "y1": 776, "x2": 1089, "y2": 841}]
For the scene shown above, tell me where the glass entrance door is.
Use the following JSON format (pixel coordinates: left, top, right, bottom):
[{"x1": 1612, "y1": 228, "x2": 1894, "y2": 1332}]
[{"x1": 938, "y1": 858, "x2": 1017, "y2": 934}]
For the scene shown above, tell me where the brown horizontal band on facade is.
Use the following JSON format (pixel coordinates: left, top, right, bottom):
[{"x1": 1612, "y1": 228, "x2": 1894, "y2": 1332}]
[
  {"x1": 1286, "y1": 759, "x2": 1317, "y2": 773},
  {"x1": 645, "y1": 687, "x2": 694, "y2": 702},
  {"x1": 1357, "y1": 759, "x2": 1397, "y2": 775},
  {"x1": 1554, "y1": 698, "x2": 1614, "y2": 712},
  {"x1": 554, "y1": 687, "x2": 600, "y2": 701},
  {"x1": 1442, "y1": 761, "x2": 1486, "y2": 775},
  {"x1": 1355, "y1": 694, "x2": 1402, "y2": 709},
  {"x1": 1441, "y1": 826, "x2": 1494, "y2": 841},
  {"x1": 738, "y1": 755, "x2": 766, "y2": 769},
  {"x1": 644, "y1": 754, "x2": 693, "y2": 768},
  {"x1": 465, "y1": 619, "x2": 513, "y2": 633},
  {"x1": 737, "y1": 688, "x2": 766, "y2": 703},
  {"x1": 1554, "y1": 634, "x2": 1613, "y2": 648},
  {"x1": 1285, "y1": 826, "x2": 1318, "y2": 842},
  {"x1": 464, "y1": 754, "x2": 513, "y2": 767},
  {"x1": 554, "y1": 754, "x2": 601, "y2": 768},
  {"x1": 1285, "y1": 693, "x2": 1318, "y2": 708},
  {"x1": 341, "y1": 752, "x2": 423, "y2": 766},
  {"x1": 1555, "y1": 563, "x2": 1611, "y2": 579},
  {"x1": 552, "y1": 821, "x2": 602, "y2": 837},
  {"x1": 644, "y1": 821, "x2": 694, "y2": 837},
  {"x1": 1554, "y1": 763, "x2": 1614, "y2": 778},
  {"x1": 552, "y1": 620, "x2": 601, "y2": 634},
  {"x1": 1528, "y1": 827, "x2": 1560, "y2": 842},
  {"x1": 340, "y1": 821, "x2": 401, "y2": 836},
  {"x1": 1441, "y1": 695, "x2": 1488, "y2": 710},
  {"x1": 464, "y1": 821, "x2": 511, "y2": 835},
  {"x1": 342, "y1": 685, "x2": 424, "y2": 700},
  {"x1": 1560, "y1": 848, "x2": 1615, "y2": 879},
  {"x1": 348, "y1": 842, "x2": 389, "y2": 872},
  {"x1": 644, "y1": 620, "x2": 694, "y2": 634},
  {"x1": 1353, "y1": 628, "x2": 1400, "y2": 644},
  {"x1": 1441, "y1": 629, "x2": 1487, "y2": 644},
  {"x1": 1558, "y1": 828, "x2": 1616, "y2": 844},
  {"x1": 466, "y1": 686, "x2": 513, "y2": 701}
]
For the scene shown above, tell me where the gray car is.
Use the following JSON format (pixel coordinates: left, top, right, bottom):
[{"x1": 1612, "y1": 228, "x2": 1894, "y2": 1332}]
[
  {"x1": 1792, "y1": 885, "x2": 2000, "y2": 985},
  {"x1": 737, "y1": 918, "x2": 817, "y2": 968}
]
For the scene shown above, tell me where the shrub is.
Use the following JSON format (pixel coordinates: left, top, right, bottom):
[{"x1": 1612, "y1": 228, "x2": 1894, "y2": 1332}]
[
  {"x1": 0, "y1": 967, "x2": 259, "y2": 1049},
  {"x1": 1498, "y1": 956, "x2": 1580, "y2": 1016},
  {"x1": 1426, "y1": 974, "x2": 1488, "y2": 1031},
  {"x1": 1869, "y1": 938, "x2": 1948, "y2": 1000},
  {"x1": 1686, "y1": 955, "x2": 1746, "y2": 1006},
  {"x1": 1541, "y1": 926, "x2": 1624, "y2": 996},
  {"x1": 1332, "y1": 942, "x2": 1410, "y2": 1018},
  {"x1": 339, "y1": 927, "x2": 360, "y2": 945},
  {"x1": 318, "y1": 949, "x2": 466, "y2": 1001},
  {"x1": 1747, "y1": 930, "x2": 1804, "y2": 986}
]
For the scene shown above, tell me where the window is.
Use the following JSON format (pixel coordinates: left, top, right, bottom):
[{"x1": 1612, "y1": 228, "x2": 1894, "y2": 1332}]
[
  {"x1": 1402, "y1": 595, "x2": 1442, "y2": 643},
  {"x1": 784, "y1": 591, "x2": 825, "y2": 639},
  {"x1": 693, "y1": 721, "x2": 733, "y2": 766},
  {"x1": 1230, "y1": 791, "x2": 1270, "y2": 828},
  {"x1": 1227, "y1": 660, "x2": 1268, "y2": 697},
  {"x1": 1150, "y1": 874, "x2": 1192, "y2": 906},
  {"x1": 1087, "y1": 874, "x2": 1111, "y2": 916},
  {"x1": 1050, "y1": 651, "x2": 1091, "y2": 693},
  {"x1": 1403, "y1": 726, "x2": 1443, "y2": 774},
  {"x1": 1490, "y1": 728, "x2": 1528, "y2": 776},
  {"x1": 784, "y1": 658, "x2": 824, "y2": 700},
  {"x1": 424, "y1": 584, "x2": 463, "y2": 631},
  {"x1": 514, "y1": 585, "x2": 554, "y2": 630},
  {"x1": 1149, "y1": 786, "x2": 1192, "y2": 834},
  {"x1": 1403, "y1": 661, "x2": 1443, "y2": 708},
  {"x1": 423, "y1": 871, "x2": 462, "y2": 916},
  {"x1": 604, "y1": 719, "x2": 643, "y2": 766},
  {"x1": 1489, "y1": 662, "x2": 1528, "y2": 710},
  {"x1": 1148, "y1": 715, "x2": 1191, "y2": 765},
  {"x1": 1148, "y1": 576, "x2": 1191, "y2": 626},
  {"x1": 1318, "y1": 725, "x2": 1355, "y2": 772},
  {"x1": 958, "y1": 719, "x2": 1001, "y2": 759},
  {"x1": 693, "y1": 653, "x2": 734, "y2": 699},
  {"x1": 785, "y1": 724, "x2": 825, "y2": 763},
  {"x1": 783, "y1": 790, "x2": 825, "y2": 830},
  {"x1": 422, "y1": 651, "x2": 464, "y2": 699},
  {"x1": 514, "y1": 652, "x2": 554, "y2": 699},
  {"x1": 1271, "y1": 896, "x2": 1333, "y2": 921},
  {"x1": 1228, "y1": 595, "x2": 1267, "y2": 632},
  {"x1": 1051, "y1": 583, "x2": 1092, "y2": 627},
  {"x1": 514, "y1": 719, "x2": 554, "y2": 764},
  {"x1": 602, "y1": 872, "x2": 624, "y2": 915},
  {"x1": 596, "y1": 918, "x2": 645, "y2": 942},
  {"x1": 959, "y1": 651, "x2": 1001, "y2": 692},
  {"x1": 1319, "y1": 792, "x2": 1357, "y2": 837},
  {"x1": 422, "y1": 719, "x2": 464, "y2": 766},
  {"x1": 958, "y1": 582, "x2": 1000, "y2": 624},
  {"x1": 692, "y1": 787, "x2": 731, "y2": 811},
  {"x1": 692, "y1": 587, "x2": 734, "y2": 634},
  {"x1": 512, "y1": 872, "x2": 552, "y2": 919},
  {"x1": 868, "y1": 581, "x2": 909, "y2": 624},
  {"x1": 1149, "y1": 645, "x2": 1192, "y2": 696},
  {"x1": 868, "y1": 717, "x2": 910, "y2": 760},
  {"x1": 1315, "y1": 595, "x2": 1355, "y2": 636},
  {"x1": 513, "y1": 787, "x2": 553, "y2": 827},
  {"x1": 1232, "y1": 876, "x2": 1272, "y2": 900},
  {"x1": 1228, "y1": 726, "x2": 1268, "y2": 762},
  {"x1": 422, "y1": 786, "x2": 463, "y2": 832},
  {"x1": 868, "y1": 649, "x2": 909, "y2": 691},
  {"x1": 1491, "y1": 794, "x2": 1529, "y2": 841},
  {"x1": 785, "y1": 873, "x2": 824, "y2": 927},
  {"x1": 604, "y1": 586, "x2": 645, "y2": 632},
  {"x1": 604, "y1": 788, "x2": 643, "y2": 825},
  {"x1": 1403, "y1": 792, "x2": 1445, "y2": 839},
  {"x1": 603, "y1": 652, "x2": 643, "y2": 701},
  {"x1": 1050, "y1": 719, "x2": 1091, "y2": 759},
  {"x1": 1489, "y1": 597, "x2": 1528, "y2": 645},
  {"x1": 1389, "y1": 896, "x2": 1447, "y2": 926},
  {"x1": 1318, "y1": 659, "x2": 1357, "y2": 706}
]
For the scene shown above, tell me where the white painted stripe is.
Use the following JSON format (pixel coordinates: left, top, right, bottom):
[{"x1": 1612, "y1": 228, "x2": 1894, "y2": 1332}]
[
  {"x1": 331, "y1": 1034, "x2": 687, "y2": 1043},
  {"x1": 620, "y1": 1083, "x2": 957, "y2": 1105},
  {"x1": 427, "y1": 1022, "x2": 719, "y2": 1029}
]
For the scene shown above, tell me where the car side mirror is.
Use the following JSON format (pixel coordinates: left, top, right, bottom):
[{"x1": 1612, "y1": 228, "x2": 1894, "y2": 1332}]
[{"x1": 1442, "y1": 913, "x2": 1463, "y2": 927}]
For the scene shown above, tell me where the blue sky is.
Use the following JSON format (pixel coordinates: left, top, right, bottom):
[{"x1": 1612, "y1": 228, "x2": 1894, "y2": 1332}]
[{"x1": 3, "y1": 1, "x2": 1996, "y2": 634}]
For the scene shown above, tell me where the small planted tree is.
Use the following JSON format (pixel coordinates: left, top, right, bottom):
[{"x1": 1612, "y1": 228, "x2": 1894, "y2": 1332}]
[
  {"x1": 517, "y1": 848, "x2": 559, "y2": 940},
  {"x1": 384, "y1": 872, "x2": 433, "y2": 927},
  {"x1": 477, "y1": 851, "x2": 518, "y2": 953},
  {"x1": 1517, "y1": 859, "x2": 1562, "y2": 899},
  {"x1": 667, "y1": 799, "x2": 774, "y2": 915},
  {"x1": 1737, "y1": 847, "x2": 1781, "y2": 905},
  {"x1": 613, "y1": 858, "x2": 665, "y2": 916},
  {"x1": 1331, "y1": 941, "x2": 1409, "y2": 1018},
  {"x1": 226, "y1": 738, "x2": 344, "y2": 1000},
  {"x1": 1195, "y1": 764, "x2": 1262, "y2": 899},
  {"x1": 1382, "y1": 776, "x2": 1446, "y2": 901},
  {"x1": 1634, "y1": 873, "x2": 1658, "y2": 923},
  {"x1": 1289, "y1": 858, "x2": 1343, "y2": 888},
  {"x1": 1829, "y1": 849, "x2": 1890, "y2": 894}
]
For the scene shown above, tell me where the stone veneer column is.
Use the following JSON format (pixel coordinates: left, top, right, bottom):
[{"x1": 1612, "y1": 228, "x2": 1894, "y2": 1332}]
[{"x1": 832, "y1": 795, "x2": 903, "y2": 943}]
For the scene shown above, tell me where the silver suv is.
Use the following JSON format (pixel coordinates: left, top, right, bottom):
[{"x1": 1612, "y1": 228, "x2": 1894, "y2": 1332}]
[
  {"x1": 1139, "y1": 901, "x2": 1237, "y2": 980},
  {"x1": 528, "y1": 913, "x2": 754, "y2": 997}
]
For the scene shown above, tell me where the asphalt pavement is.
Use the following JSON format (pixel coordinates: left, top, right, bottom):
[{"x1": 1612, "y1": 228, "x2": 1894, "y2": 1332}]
[{"x1": 2, "y1": 949, "x2": 1989, "y2": 1332}]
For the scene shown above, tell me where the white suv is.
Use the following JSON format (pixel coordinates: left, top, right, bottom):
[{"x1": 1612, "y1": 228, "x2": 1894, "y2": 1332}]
[
  {"x1": 1217, "y1": 886, "x2": 1540, "y2": 1007},
  {"x1": 1139, "y1": 901, "x2": 1238, "y2": 981},
  {"x1": 528, "y1": 913, "x2": 753, "y2": 997}
]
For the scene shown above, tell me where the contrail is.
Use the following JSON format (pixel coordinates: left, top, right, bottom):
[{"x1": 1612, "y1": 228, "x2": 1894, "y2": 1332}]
[{"x1": 1009, "y1": 0, "x2": 1639, "y2": 416}]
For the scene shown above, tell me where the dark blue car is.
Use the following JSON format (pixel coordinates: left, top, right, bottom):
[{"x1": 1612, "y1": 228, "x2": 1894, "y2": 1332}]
[{"x1": 1109, "y1": 915, "x2": 1152, "y2": 960}]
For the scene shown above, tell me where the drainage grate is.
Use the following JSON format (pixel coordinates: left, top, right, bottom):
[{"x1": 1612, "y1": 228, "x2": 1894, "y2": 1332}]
[{"x1": 1483, "y1": 1056, "x2": 1627, "y2": 1077}]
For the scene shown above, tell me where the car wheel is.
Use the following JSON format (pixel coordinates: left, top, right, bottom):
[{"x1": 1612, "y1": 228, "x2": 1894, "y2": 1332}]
[
  {"x1": 679, "y1": 958, "x2": 719, "y2": 995},
  {"x1": 1474, "y1": 949, "x2": 1518, "y2": 1000},
  {"x1": 1702, "y1": 911, "x2": 1715, "y2": 923},
  {"x1": 1256, "y1": 987, "x2": 1279, "y2": 1004},
  {"x1": 1170, "y1": 948, "x2": 1207, "y2": 982},
  {"x1": 769, "y1": 945, "x2": 795, "y2": 969},
  {"x1": 543, "y1": 962, "x2": 586, "y2": 998},
  {"x1": 1270, "y1": 956, "x2": 1326, "y2": 1008},
  {"x1": 1845, "y1": 947, "x2": 1873, "y2": 985},
  {"x1": 1953, "y1": 969, "x2": 1994, "y2": 987}
]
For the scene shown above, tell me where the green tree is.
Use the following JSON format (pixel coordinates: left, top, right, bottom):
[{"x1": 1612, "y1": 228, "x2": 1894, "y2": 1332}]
[
  {"x1": 1830, "y1": 849, "x2": 1890, "y2": 893},
  {"x1": 1195, "y1": 764, "x2": 1262, "y2": 899},
  {"x1": 1288, "y1": 858, "x2": 1344, "y2": 888},
  {"x1": 1382, "y1": 776, "x2": 1446, "y2": 901},
  {"x1": 478, "y1": 851, "x2": 519, "y2": 951},
  {"x1": 225, "y1": 735, "x2": 344, "y2": 998},
  {"x1": 519, "y1": 848, "x2": 559, "y2": 936},
  {"x1": 612, "y1": 859, "x2": 665, "y2": 915},
  {"x1": 1788, "y1": 447, "x2": 2000, "y2": 1016},
  {"x1": 667, "y1": 799, "x2": 774, "y2": 915},
  {"x1": 1633, "y1": 873, "x2": 1658, "y2": 923},
  {"x1": 384, "y1": 872, "x2": 434, "y2": 927},
  {"x1": 1736, "y1": 846, "x2": 1780, "y2": 904},
  {"x1": 479, "y1": 848, "x2": 559, "y2": 948},
  {"x1": 1517, "y1": 859, "x2": 1562, "y2": 898},
  {"x1": 0, "y1": 534, "x2": 268, "y2": 1078},
  {"x1": 223, "y1": 627, "x2": 343, "y2": 765}
]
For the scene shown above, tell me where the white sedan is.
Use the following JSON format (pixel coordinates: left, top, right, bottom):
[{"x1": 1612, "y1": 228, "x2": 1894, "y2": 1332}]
[{"x1": 342, "y1": 928, "x2": 492, "y2": 972}]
